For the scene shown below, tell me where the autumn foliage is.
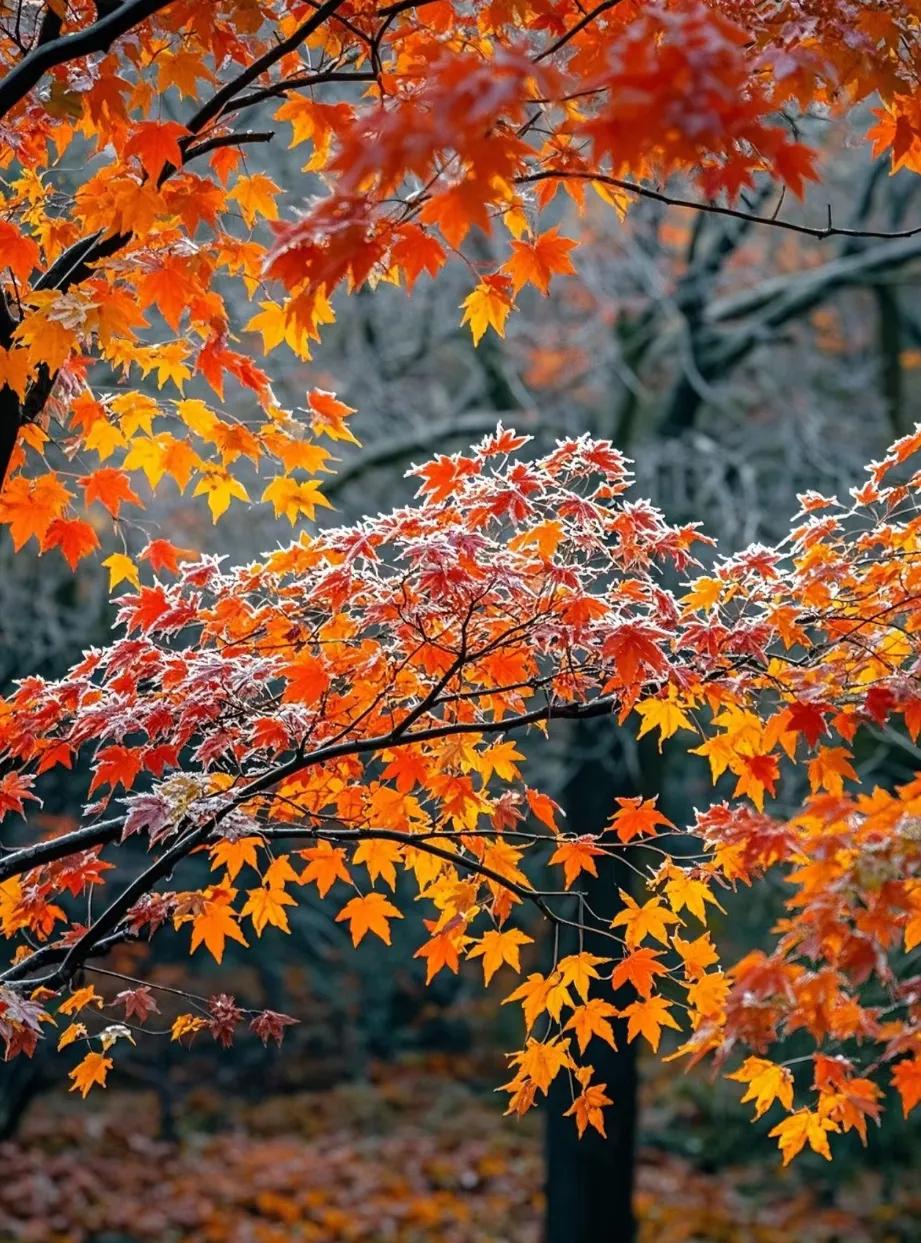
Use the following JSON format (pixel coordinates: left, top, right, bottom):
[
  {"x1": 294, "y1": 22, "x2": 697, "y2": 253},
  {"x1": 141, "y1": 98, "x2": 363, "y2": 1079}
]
[
  {"x1": 2, "y1": 0, "x2": 921, "y2": 1170},
  {"x1": 0, "y1": 0, "x2": 921, "y2": 566},
  {"x1": 3, "y1": 420, "x2": 921, "y2": 1163}
]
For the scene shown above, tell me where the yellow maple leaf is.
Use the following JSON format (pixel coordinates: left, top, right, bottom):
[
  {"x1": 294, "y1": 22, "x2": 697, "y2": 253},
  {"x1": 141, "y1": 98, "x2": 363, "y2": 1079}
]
[
  {"x1": 503, "y1": 971, "x2": 571, "y2": 1031},
  {"x1": 660, "y1": 864, "x2": 725, "y2": 921},
  {"x1": 68, "y1": 1050, "x2": 113, "y2": 1098},
  {"x1": 557, "y1": 951, "x2": 609, "y2": 1001},
  {"x1": 611, "y1": 891, "x2": 681, "y2": 947},
  {"x1": 193, "y1": 470, "x2": 250, "y2": 522},
  {"x1": 229, "y1": 173, "x2": 280, "y2": 227},
  {"x1": 507, "y1": 1035, "x2": 574, "y2": 1093},
  {"x1": 467, "y1": 928, "x2": 533, "y2": 985},
  {"x1": 261, "y1": 476, "x2": 331, "y2": 523},
  {"x1": 242, "y1": 886, "x2": 296, "y2": 935},
  {"x1": 769, "y1": 1108, "x2": 838, "y2": 1165},
  {"x1": 635, "y1": 697, "x2": 696, "y2": 749},
  {"x1": 102, "y1": 552, "x2": 140, "y2": 590},
  {"x1": 460, "y1": 275, "x2": 514, "y2": 345},
  {"x1": 171, "y1": 1013, "x2": 208, "y2": 1043},
  {"x1": 728, "y1": 1056, "x2": 795, "y2": 1119},
  {"x1": 352, "y1": 837, "x2": 403, "y2": 891}
]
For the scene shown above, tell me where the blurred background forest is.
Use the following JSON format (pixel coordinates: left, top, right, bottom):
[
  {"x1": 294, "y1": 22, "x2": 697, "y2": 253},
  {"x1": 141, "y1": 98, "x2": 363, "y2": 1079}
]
[{"x1": 4, "y1": 108, "x2": 921, "y2": 1243}]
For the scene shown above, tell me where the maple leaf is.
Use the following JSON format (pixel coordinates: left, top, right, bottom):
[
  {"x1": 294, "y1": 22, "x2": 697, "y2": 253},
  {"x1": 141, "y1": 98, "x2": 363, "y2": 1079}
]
[
  {"x1": 503, "y1": 971, "x2": 570, "y2": 1031},
  {"x1": 392, "y1": 224, "x2": 446, "y2": 289},
  {"x1": 140, "y1": 538, "x2": 195, "y2": 575},
  {"x1": 0, "y1": 473, "x2": 70, "y2": 550},
  {"x1": 611, "y1": 948, "x2": 668, "y2": 997},
  {"x1": 507, "y1": 1035, "x2": 574, "y2": 1094},
  {"x1": 171, "y1": 1014, "x2": 208, "y2": 1044},
  {"x1": 250, "y1": 1010, "x2": 298, "y2": 1047},
  {"x1": 609, "y1": 796, "x2": 674, "y2": 844},
  {"x1": 242, "y1": 886, "x2": 296, "y2": 935},
  {"x1": 634, "y1": 697, "x2": 696, "y2": 749},
  {"x1": 57, "y1": 1022, "x2": 87, "y2": 1051},
  {"x1": 68, "y1": 1051, "x2": 113, "y2": 1098},
  {"x1": 564, "y1": 1068, "x2": 613, "y2": 1137},
  {"x1": 661, "y1": 866, "x2": 724, "y2": 921},
  {"x1": 892, "y1": 1057, "x2": 921, "y2": 1117},
  {"x1": 193, "y1": 471, "x2": 249, "y2": 522},
  {"x1": 0, "y1": 772, "x2": 38, "y2": 819},
  {"x1": 611, "y1": 891, "x2": 681, "y2": 948},
  {"x1": 59, "y1": 985, "x2": 105, "y2": 1016},
  {"x1": 566, "y1": 998, "x2": 619, "y2": 1053},
  {"x1": 124, "y1": 120, "x2": 187, "y2": 179},
  {"x1": 102, "y1": 553, "x2": 140, "y2": 590},
  {"x1": 460, "y1": 274, "x2": 515, "y2": 344},
  {"x1": 335, "y1": 892, "x2": 403, "y2": 946},
  {"x1": 557, "y1": 952, "x2": 609, "y2": 1002},
  {"x1": 732, "y1": 752, "x2": 781, "y2": 810},
  {"x1": 504, "y1": 228, "x2": 576, "y2": 294},
  {"x1": 181, "y1": 887, "x2": 249, "y2": 964},
  {"x1": 307, "y1": 389, "x2": 358, "y2": 444},
  {"x1": 209, "y1": 836, "x2": 262, "y2": 883},
  {"x1": 549, "y1": 836, "x2": 605, "y2": 887},
  {"x1": 42, "y1": 518, "x2": 100, "y2": 569},
  {"x1": 728, "y1": 1057, "x2": 795, "y2": 1119},
  {"x1": 769, "y1": 1109, "x2": 838, "y2": 1165},
  {"x1": 467, "y1": 928, "x2": 533, "y2": 985},
  {"x1": 78, "y1": 468, "x2": 142, "y2": 517},
  {"x1": 785, "y1": 700, "x2": 830, "y2": 747},
  {"x1": 280, "y1": 652, "x2": 330, "y2": 703},
  {"x1": 352, "y1": 838, "x2": 403, "y2": 890},
  {"x1": 228, "y1": 174, "x2": 280, "y2": 228},
  {"x1": 114, "y1": 986, "x2": 159, "y2": 1024},
  {"x1": 88, "y1": 745, "x2": 143, "y2": 795},
  {"x1": 681, "y1": 576, "x2": 724, "y2": 613},
  {"x1": 671, "y1": 933, "x2": 719, "y2": 979},
  {"x1": 299, "y1": 842, "x2": 351, "y2": 897},
  {"x1": 621, "y1": 995, "x2": 680, "y2": 1052},
  {"x1": 807, "y1": 746, "x2": 859, "y2": 795},
  {"x1": 526, "y1": 788, "x2": 560, "y2": 832},
  {"x1": 0, "y1": 221, "x2": 39, "y2": 282},
  {"x1": 415, "y1": 919, "x2": 470, "y2": 983}
]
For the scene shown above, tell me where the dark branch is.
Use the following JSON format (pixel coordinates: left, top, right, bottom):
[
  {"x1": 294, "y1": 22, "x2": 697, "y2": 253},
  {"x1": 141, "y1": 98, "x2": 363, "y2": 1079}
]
[
  {"x1": 518, "y1": 171, "x2": 921, "y2": 242},
  {"x1": 2, "y1": 693, "x2": 618, "y2": 989},
  {"x1": 0, "y1": 0, "x2": 178, "y2": 121},
  {"x1": 0, "y1": 818, "x2": 121, "y2": 884},
  {"x1": 184, "y1": 0, "x2": 350, "y2": 136}
]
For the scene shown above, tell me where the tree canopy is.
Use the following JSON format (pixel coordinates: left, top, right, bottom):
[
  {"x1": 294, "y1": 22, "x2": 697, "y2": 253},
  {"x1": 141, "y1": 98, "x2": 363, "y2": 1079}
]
[
  {"x1": 1, "y1": 0, "x2": 920, "y2": 565},
  {"x1": 2, "y1": 0, "x2": 921, "y2": 1167}
]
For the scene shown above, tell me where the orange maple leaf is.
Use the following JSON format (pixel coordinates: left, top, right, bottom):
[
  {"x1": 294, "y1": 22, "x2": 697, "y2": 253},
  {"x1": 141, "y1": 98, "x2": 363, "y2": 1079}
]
[
  {"x1": 336, "y1": 892, "x2": 403, "y2": 946},
  {"x1": 68, "y1": 1051, "x2": 113, "y2": 1098}
]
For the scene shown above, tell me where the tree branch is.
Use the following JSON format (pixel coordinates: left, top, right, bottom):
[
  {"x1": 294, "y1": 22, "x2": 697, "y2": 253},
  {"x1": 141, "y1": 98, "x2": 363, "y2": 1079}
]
[
  {"x1": 518, "y1": 171, "x2": 921, "y2": 242},
  {"x1": 2, "y1": 693, "x2": 618, "y2": 989},
  {"x1": 0, "y1": 0, "x2": 178, "y2": 121},
  {"x1": 184, "y1": 0, "x2": 351, "y2": 136},
  {"x1": 0, "y1": 818, "x2": 122, "y2": 884}
]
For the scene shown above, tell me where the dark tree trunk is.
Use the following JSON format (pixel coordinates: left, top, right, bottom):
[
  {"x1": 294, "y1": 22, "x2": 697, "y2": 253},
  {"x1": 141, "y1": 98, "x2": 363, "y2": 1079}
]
[{"x1": 544, "y1": 723, "x2": 659, "y2": 1243}]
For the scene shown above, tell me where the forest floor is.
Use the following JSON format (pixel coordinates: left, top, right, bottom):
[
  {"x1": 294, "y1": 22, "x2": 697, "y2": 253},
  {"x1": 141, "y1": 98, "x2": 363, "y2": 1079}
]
[{"x1": 2, "y1": 1056, "x2": 920, "y2": 1243}]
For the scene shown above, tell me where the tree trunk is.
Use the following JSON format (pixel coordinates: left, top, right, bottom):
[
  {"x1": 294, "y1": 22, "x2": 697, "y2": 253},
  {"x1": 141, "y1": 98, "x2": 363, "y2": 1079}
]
[{"x1": 544, "y1": 723, "x2": 659, "y2": 1243}]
